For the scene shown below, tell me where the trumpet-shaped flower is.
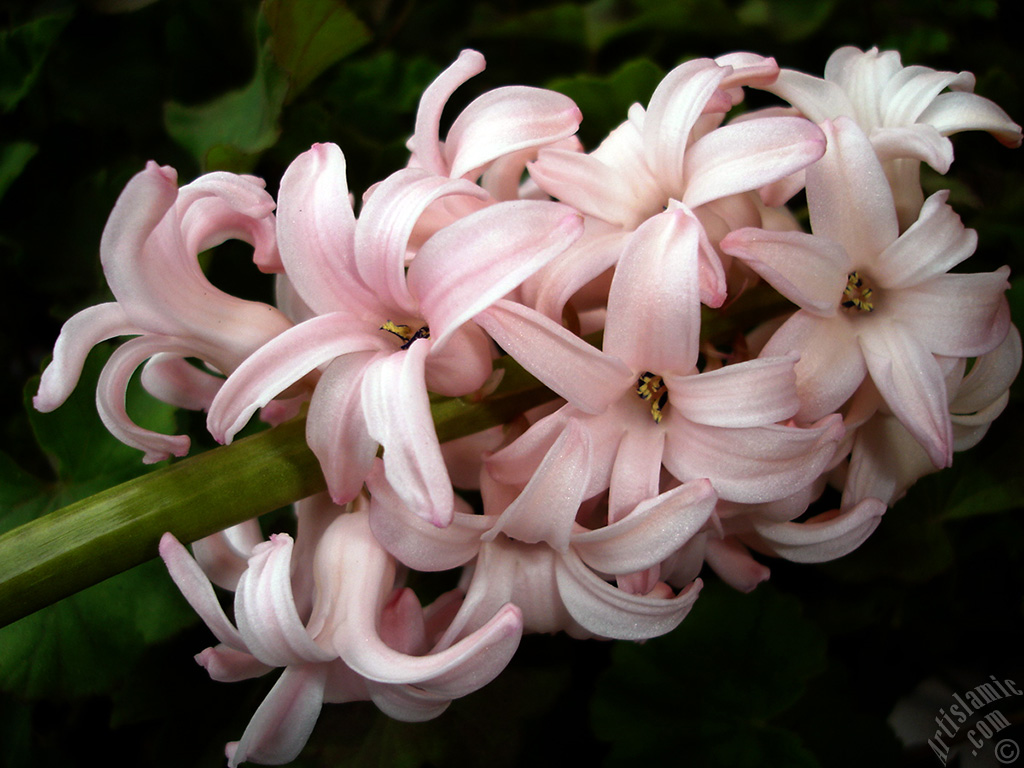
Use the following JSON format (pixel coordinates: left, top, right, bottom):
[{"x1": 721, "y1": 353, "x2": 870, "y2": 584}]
[
  {"x1": 159, "y1": 497, "x2": 523, "y2": 766},
  {"x1": 757, "y1": 45, "x2": 1023, "y2": 225},
  {"x1": 722, "y1": 117, "x2": 1011, "y2": 468},
  {"x1": 34, "y1": 162, "x2": 292, "y2": 461},
  {"x1": 207, "y1": 143, "x2": 583, "y2": 527}
]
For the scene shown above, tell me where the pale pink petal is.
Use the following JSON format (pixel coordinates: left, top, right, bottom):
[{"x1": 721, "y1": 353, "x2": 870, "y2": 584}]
[
  {"x1": 843, "y1": 413, "x2": 931, "y2": 506},
  {"x1": 360, "y1": 341, "x2": 453, "y2": 527},
  {"x1": 889, "y1": 268, "x2": 1011, "y2": 357},
  {"x1": 603, "y1": 208, "x2": 702, "y2": 374},
  {"x1": 306, "y1": 351, "x2": 379, "y2": 505},
  {"x1": 643, "y1": 59, "x2": 730, "y2": 194},
  {"x1": 483, "y1": 419, "x2": 592, "y2": 552},
  {"x1": 196, "y1": 645, "x2": 272, "y2": 683},
  {"x1": 748, "y1": 498, "x2": 886, "y2": 563},
  {"x1": 879, "y1": 65, "x2": 974, "y2": 125},
  {"x1": 870, "y1": 124, "x2": 953, "y2": 172},
  {"x1": 408, "y1": 200, "x2": 583, "y2": 350},
  {"x1": 234, "y1": 535, "x2": 335, "y2": 666},
  {"x1": 422, "y1": 322, "x2": 494, "y2": 397},
  {"x1": 704, "y1": 537, "x2": 770, "y2": 593},
  {"x1": 527, "y1": 147, "x2": 651, "y2": 229},
  {"x1": 574, "y1": 479, "x2": 716, "y2": 574},
  {"x1": 919, "y1": 91, "x2": 1023, "y2": 147},
  {"x1": 682, "y1": 117, "x2": 826, "y2": 209},
  {"x1": 320, "y1": 514, "x2": 523, "y2": 688},
  {"x1": 473, "y1": 299, "x2": 632, "y2": 414},
  {"x1": 606, "y1": 425, "x2": 664, "y2": 525},
  {"x1": 761, "y1": 311, "x2": 866, "y2": 421},
  {"x1": 159, "y1": 532, "x2": 246, "y2": 650},
  {"x1": 860, "y1": 326, "x2": 953, "y2": 468},
  {"x1": 874, "y1": 190, "x2": 976, "y2": 288},
  {"x1": 663, "y1": 414, "x2": 844, "y2": 504},
  {"x1": 529, "y1": 225, "x2": 626, "y2": 322},
  {"x1": 445, "y1": 86, "x2": 582, "y2": 180},
  {"x1": 208, "y1": 315, "x2": 383, "y2": 443},
  {"x1": 953, "y1": 324, "x2": 1021, "y2": 416},
  {"x1": 762, "y1": 68, "x2": 855, "y2": 123},
  {"x1": 191, "y1": 519, "x2": 264, "y2": 591},
  {"x1": 96, "y1": 335, "x2": 193, "y2": 462},
  {"x1": 556, "y1": 552, "x2": 703, "y2": 640},
  {"x1": 227, "y1": 665, "x2": 327, "y2": 768},
  {"x1": 34, "y1": 302, "x2": 138, "y2": 412},
  {"x1": 367, "y1": 461, "x2": 488, "y2": 571},
  {"x1": 665, "y1": 356, "x2": 800, "y2": 428},
  {"x1": 366, "y1": 683, "x2": 451, "y2": 722},
  {"x1": 277, "y1": 143, "x2": 374, "y2": 316},
  {"x1": 806, "y1": 118, "x2": 899, "y2": 264},
  {"x1": 354, "y1": 169, "x2": 488, "y2": 314},
  {"x1": 140, "y1": 354, "x2": 223, "y2": 411},
  {"x1": 720, "y1": 227, "x2": 849, "y2": 315},
  {"x1": 408, "y1": 50, "x2": 487, "y2": 175}
]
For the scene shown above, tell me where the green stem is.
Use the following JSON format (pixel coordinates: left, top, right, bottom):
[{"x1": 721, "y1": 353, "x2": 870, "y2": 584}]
[{"x1": 0, "y1": 352, "x2": 556, "y2": 629}]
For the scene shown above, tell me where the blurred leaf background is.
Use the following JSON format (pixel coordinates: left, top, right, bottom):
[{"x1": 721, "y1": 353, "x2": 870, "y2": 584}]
[{"x1": 0, "y1": 0, "x2": 1021, "y2": 766}]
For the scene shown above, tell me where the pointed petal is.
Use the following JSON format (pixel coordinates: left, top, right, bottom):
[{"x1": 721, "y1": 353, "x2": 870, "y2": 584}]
[
  {"x1": 234, "y1": 535, "x2": 336, "y2": 666},
  {"x1": 762, "y1": 68, "x2": 855, "y2": 123},
  {"x1": 574, "y1": 479, "x2": 717, "y2": 574},
  {"x1": 96, "y1": 335, "x2": 193, "y2": 462},
  {"x1": 663, "y1": 415, "x2": 844, "y2": 504},
  {"x1": 860, "y1": 326, "x2": 953, "y2": 467},
  {"x1": 408, "y1": 50, "x2": 487, "y2": 175},
  {"x1": 34, "y1": 302, "x2": 138, "y2": 412},
  {"x1": 806, "y1": 118, "x2": 898, "y2": 264},
  {"x1": 704, "y1": 537, "x2": 770, "y2": 592},
  {"x1": 208, "y1": 315, "x2": 383, "y2": 443},
  {"x1": 473, "y1": 299, "x2": 632, "y2": 414},
  {"x1": 870, "y1": 124, "x2": 953, "y2": 172},
  {"x1": 196, "y1": 645, "x2": 272, "y2": 683},
  {"x1": 140, "y1": 354, "x2": 223, "y2": 412},
  {"x1": 721, "y1": 227, "x2": 849, "y2": 316},
  {"x1": 682, "y1": 117, "x2": 826, "y2": 209},
  {"x1": 644, "y1": 59, "x2": 729, "y2": 194},
  {"x1": 556, "y1": 552, "x2": 703, "y2": 640},
  {"x1": 603, "y1": 208, "x2": 702, "y2": 373},
  {"x1": 606, "y1": 425, "x2": 664, "y2": 525},
  {"x1": 191, "y1": 519, "x2": 265, "y2": 591},
  {"x1": 159, "y1": 532, "x2": 245, "y2": 650},
  {"x1": 664, "y1": 355, "x2": 800, "y2": 428},
  {"x1": 874, "y1": 190, "x2": 976, "y2": 288},
  {"x1": 483, "y1": 419, "x2": 592, "y2": 552},
  {"x1": 761, "y1": 311, "x2": 866, "y2": 421},
  {"x1": 227, "y1": 665, "x2": 327, "y2": 768},
  {"x1": 355, "y1": 168, "x2": 488, "y2": 314},
  {"x1": 919, "y1": 91, "x2": 1023, "y2": 147},
  {"x1": 748, "y1": 498, "x2": 886, "y2": 563},
  {"x1": 408, "y1": 200, "x2": 583, "y2": 349},
  {"x1": 889, "y1": 269, "x2": 1011, "y2": 357},
  {"x1": 445, "y1": 86, "x2": 582, "y2": 180},
  {"x1": 367, "y1": 460, "x2": 488, "y2": 571},
  {"x1": 277, "y1": 143, "x2": 373, "y2": 315},
  {"x1": 361, "y1": 341, "x2": 453, "y2": 527},
  {"x1": 306, "y1": 352, "x2": 379, "y2": 504}
]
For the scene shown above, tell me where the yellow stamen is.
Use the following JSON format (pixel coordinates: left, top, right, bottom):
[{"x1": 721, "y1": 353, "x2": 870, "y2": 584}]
[
  {"x1": 636, "y1": 371, "x2": 668, "y2": 422},
  {"x1": 841, "y1": 271, "x2": 874, "y2": 312},
  {"x1": 380, "y1": 320, "x2": 430, "y2": 349}
]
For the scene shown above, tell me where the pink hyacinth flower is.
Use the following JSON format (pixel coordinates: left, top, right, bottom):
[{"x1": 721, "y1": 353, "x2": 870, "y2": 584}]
[
  {"x1": 207, "y1": 143, "x2": 583, "y2": 527},
  {"x1": 722, "y1": 117, "x2": 1011, "y2": 469},
  {"x1": 757, "y1": 45, "x2": 1023, "y2": 226},
  {"x1": 34, "y1": 162, "x2": 292, "y2": 462}
]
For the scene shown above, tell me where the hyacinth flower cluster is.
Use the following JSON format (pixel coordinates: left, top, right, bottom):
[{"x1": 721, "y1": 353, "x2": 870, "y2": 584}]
[{"x1": 34, "y1": 46, "x2": 1021, "y2": 766}]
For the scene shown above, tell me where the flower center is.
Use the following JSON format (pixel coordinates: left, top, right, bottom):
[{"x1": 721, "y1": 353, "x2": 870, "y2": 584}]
[
  {"x1": 841, "y1": 271, "x2": 874, "y2": 313},
  {"x1": 380, "y1": 320, "x2": 430, "y2": 349},
  {"x1": 636, "y1": 372, "x2": 669, "y2": 423}
]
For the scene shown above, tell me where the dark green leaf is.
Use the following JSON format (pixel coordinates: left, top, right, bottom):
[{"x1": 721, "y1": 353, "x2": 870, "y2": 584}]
[
  {"x1": 0, "y1": 347, "x2": 190, "y2": 699},
  {"x1": 592, "y1": 580, "x2": 826, "y2": 767},
  {"x1": 264, "y1": 0, "x2": 370, "y2": 96},
  {"x1": 0, "y1": 141, "x2": 38, "y2": 201},
  {"x1": 0, "y1": 12, "x2": 71, "y2": 113}
]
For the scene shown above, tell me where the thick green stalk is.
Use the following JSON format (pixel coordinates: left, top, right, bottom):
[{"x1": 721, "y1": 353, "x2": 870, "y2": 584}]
[{"x1": 0, "y1": 353, "x2": 556, "y2": 629}]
